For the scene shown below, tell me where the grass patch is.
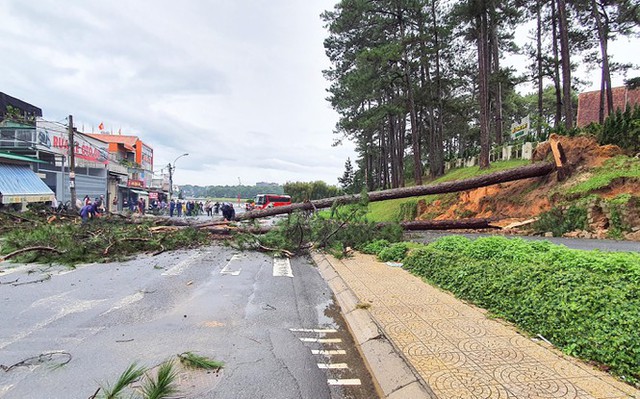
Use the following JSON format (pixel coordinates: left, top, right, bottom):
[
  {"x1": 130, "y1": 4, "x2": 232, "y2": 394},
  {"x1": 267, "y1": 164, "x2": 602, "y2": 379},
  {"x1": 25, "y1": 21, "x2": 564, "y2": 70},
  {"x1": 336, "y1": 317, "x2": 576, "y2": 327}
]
[
  {"x1": 566, "y1": 156, "x2": 640, "y2": 196},
  {"x1": 397, "y1": 235, "x2": 640, "y2": 384},
  {"x1": 366, "y1": 160, "x2": 529, "y2": 222}
]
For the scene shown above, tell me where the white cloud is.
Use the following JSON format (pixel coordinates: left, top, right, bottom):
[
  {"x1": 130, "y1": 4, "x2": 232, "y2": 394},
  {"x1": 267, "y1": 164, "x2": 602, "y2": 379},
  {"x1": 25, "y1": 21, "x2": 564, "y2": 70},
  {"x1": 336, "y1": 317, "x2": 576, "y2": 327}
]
[{"x1": 0, "y1": 0, "x2": 354, "y2": 186}]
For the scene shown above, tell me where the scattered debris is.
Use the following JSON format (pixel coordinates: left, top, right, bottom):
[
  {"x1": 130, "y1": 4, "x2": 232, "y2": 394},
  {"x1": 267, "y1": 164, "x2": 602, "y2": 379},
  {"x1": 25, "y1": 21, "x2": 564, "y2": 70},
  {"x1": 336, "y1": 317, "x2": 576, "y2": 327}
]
[{"x1": 1, "y1": 351, "x2": 71, "y2": 372}]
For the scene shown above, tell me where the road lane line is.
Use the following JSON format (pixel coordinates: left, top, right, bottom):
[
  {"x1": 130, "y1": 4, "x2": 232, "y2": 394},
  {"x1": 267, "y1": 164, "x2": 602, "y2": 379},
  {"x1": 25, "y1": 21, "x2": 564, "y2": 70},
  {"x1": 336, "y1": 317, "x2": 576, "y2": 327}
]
[
  {"x1": 220, "y1": 254, "x2": 243, "y2": 276},
  {"x1": 289, "y1": 328, "x2": 338, "y2": 333},
  {"x1": 273, "y1": 257, "x2": 293, "y2": 277},
  {"x1": 0, "y1": 297, "x2": 104, "y2": 350},
  {"x1": 328, "y1": 379, "x2": 361, "y2": 386},
  {"x1": 311, "y1": 350, "x2": 346, "y2": 355},
  {"x1": 162, "y1": 252, "x2": 203, "y2": 276},
  {"x1": 317, "y1": 363, "x2": 348, "y2": 369},
  {"x1": 101, "y1": 292, "x2": 145, "y2": 315},
  {"x1": 299, "y1": 338, "x2": 342, "y2": 343}
]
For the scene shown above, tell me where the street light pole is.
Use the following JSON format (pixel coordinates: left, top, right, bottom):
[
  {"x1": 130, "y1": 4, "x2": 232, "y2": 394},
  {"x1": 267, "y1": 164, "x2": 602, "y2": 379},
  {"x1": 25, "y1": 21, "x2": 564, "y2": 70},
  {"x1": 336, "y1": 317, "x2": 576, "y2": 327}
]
[{"x1": 168, "y1": 153, "x2": 188, "y2": 204}]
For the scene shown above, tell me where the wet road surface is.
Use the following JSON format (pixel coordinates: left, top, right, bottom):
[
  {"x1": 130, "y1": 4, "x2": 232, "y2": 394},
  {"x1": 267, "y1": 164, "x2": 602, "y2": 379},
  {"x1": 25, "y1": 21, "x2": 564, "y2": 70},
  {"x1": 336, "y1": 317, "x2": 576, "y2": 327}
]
[{"x1": 0, "y1": 245, "x2": 379, "y2": 399}]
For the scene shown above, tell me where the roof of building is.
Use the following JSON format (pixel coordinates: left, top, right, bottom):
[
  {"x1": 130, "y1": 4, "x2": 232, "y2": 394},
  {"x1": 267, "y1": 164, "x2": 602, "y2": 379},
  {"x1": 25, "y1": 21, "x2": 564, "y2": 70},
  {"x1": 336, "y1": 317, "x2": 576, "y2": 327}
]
[
  {"x1": 87, "y1": 133, "x2": 139, "y2": 147},
  {"x1": 0, "y1": 163, "x2": 54, "y2": 204},
  {"x1": 577, "y1": 86, "x2": 640, "y2": 127}
]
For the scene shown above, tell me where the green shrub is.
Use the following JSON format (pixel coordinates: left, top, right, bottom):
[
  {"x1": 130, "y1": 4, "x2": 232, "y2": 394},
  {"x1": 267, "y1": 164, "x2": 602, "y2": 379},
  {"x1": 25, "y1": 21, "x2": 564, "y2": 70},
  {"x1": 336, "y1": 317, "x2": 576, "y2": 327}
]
[
  {"x1": 377, "y1": 242, "x2": 409, "y2": 262},
  {"x1": 532, "y1": 205, "x2": 587, "y2": 237},
  {"x1": 361, "y1": 239, "x2": 391, "y2": 255},
  {"x1": 599, "y1": 104, "x2": 640, "y2": 152}
]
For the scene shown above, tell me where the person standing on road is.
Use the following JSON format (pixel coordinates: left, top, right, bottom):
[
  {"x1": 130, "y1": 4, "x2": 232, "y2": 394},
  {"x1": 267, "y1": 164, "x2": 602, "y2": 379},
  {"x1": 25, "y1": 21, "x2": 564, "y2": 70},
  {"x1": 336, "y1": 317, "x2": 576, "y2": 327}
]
[
  {"x1": 169, "y1": 199, "x2": 175, "y2": 217},
  {"x1": 176, "y1": 199, "x2": 183, "y2": 217},
  {"x1": 214, "y1": 202, "x2": 220, "y2": 215}
]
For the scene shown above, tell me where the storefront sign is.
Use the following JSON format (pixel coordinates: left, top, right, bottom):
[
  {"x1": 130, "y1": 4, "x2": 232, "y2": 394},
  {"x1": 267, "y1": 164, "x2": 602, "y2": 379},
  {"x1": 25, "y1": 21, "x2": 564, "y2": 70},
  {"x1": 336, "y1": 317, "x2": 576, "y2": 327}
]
[
  {"x1": 127, "y1": 180, "x2": 144, "y2": 188},
  {"x1": 36, "y1": 120, "x2": 109, "y2": 164},
  {"x1": 1, "y1": 194, "x2": 54, "y2": 204}
]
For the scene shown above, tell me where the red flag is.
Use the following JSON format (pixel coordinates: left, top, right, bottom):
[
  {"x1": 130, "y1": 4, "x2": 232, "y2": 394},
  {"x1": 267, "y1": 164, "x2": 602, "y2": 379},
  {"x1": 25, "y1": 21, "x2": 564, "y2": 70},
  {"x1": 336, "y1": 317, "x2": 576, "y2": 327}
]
[{"x1": 98, "y1": 122, "x2": 104, "y2": 131}]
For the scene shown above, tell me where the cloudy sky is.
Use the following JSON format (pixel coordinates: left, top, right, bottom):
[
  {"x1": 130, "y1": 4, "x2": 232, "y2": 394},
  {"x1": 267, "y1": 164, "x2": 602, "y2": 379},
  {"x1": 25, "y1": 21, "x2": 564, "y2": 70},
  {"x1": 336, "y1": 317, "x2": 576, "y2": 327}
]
[{"x1": 1, "y1": 1, "x2": 638, "y2": 186}]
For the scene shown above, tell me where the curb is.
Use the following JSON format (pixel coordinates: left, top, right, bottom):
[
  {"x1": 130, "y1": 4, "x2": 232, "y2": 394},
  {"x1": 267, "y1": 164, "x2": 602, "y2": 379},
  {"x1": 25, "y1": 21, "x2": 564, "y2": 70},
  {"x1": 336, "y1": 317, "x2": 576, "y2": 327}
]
[{"x1": 311, "y1": 252, "x2": 436, "y2": 399}]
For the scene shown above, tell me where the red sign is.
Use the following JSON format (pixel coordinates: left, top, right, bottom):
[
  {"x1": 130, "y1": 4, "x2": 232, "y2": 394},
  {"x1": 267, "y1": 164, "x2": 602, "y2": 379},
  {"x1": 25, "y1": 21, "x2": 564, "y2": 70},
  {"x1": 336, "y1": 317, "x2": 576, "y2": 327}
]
[
  {"x1": 148, "y1": 192, "x2": 158, "y2": 200},
  {"x1": 127, "y1": 180, "x2": 144, "y2": 188}
]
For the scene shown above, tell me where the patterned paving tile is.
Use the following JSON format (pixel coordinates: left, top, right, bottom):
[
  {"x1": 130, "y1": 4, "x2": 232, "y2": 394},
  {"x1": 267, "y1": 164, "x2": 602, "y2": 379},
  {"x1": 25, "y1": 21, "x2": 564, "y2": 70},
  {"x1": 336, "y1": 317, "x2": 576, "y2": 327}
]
[{"x1": 322, "y1": 253, "x2": 640, "y2": 399}]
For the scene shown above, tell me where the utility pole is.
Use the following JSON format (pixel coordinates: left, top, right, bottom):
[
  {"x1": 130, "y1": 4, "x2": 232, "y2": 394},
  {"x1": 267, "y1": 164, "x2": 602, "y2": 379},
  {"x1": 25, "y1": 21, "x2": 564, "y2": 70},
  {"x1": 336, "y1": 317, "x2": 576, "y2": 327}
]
[
  {"x1": 68, "y1": 115, "x2": 77, "y2": 212},
  {"x1": 168, "y1": 163, "x2": 174, "y2": 204}
]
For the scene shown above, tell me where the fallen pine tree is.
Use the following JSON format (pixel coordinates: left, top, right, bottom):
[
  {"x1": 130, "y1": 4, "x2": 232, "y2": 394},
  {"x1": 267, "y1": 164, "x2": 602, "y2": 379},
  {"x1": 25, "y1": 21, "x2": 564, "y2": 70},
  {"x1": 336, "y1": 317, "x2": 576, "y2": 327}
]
[{"x1": 236, "y1": 161, "x2": 557, "y2": 221}]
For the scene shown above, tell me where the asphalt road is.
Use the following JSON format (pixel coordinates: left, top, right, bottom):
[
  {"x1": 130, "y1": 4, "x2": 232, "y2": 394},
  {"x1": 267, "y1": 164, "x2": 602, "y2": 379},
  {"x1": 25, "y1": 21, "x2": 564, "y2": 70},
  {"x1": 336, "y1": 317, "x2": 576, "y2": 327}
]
[{"x1": 0, "y1": 245, "x2": 378, "y2": 399}]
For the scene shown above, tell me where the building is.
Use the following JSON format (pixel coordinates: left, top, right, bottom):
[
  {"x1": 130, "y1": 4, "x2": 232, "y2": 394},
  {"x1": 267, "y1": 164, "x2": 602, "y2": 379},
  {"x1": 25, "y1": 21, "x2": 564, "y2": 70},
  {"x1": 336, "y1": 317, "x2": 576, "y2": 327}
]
[
  {"x1": 0, "y1": 117, "x2": 109, "y2": 207},
  {"x1": 0, "y1": 92, "x2": 42, "y2": 123},
  {"x1": 87, "y1": 134, "x2": 154, "y2": 212},
  {"x1": 576, "y1": 86, "x2": 640, "y2": 128}
]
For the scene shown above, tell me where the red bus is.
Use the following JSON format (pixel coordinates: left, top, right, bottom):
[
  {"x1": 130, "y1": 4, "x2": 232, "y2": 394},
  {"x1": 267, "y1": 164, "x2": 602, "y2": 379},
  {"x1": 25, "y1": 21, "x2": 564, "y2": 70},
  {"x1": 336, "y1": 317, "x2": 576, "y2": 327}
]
[{"x1": 254, "y1": 194, "x2": 291, "y2": 210}]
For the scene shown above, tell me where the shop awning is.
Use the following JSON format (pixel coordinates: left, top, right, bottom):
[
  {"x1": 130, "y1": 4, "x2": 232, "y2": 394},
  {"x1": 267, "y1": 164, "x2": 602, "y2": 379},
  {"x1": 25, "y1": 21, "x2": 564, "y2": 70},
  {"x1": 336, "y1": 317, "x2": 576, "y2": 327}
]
[
  {"x1": 0, "y1": 152, "x2": 48, "y2": 164},
  {"x1": 0, "y1": 163, "x2": 55, "y2": 204},
  {"x1": 130, "y1": 190, "x2": 148, "y2": 195}
]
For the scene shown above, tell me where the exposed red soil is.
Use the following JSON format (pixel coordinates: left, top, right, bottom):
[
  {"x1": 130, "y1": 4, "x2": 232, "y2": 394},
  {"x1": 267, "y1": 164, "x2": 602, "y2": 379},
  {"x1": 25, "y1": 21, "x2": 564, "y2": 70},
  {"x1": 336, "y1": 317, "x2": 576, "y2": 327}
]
[{"x1": 416, "y1": 135, "x2": 637, "y2": 232}]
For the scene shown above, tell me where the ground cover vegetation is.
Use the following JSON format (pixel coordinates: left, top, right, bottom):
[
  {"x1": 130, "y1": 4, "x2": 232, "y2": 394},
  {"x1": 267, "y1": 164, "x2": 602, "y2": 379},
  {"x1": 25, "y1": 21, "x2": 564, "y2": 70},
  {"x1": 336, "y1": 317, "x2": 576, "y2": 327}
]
[{"x1": 364, "y1": 235, "x2": 640, "y2": 385}]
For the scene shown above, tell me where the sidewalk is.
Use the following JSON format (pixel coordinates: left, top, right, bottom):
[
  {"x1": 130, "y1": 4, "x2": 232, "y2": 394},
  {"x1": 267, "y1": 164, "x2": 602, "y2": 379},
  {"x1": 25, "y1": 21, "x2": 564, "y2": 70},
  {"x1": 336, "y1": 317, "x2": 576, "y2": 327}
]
[{"x1": 312, "y1": 252, "x2": 640, "y2": 399}]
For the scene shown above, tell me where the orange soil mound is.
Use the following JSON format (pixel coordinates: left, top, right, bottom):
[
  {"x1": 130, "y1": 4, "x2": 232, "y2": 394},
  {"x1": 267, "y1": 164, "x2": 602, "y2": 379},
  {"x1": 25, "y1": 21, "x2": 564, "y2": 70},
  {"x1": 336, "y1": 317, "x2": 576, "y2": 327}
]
[{"x1": 417, "y1": 135, "x2": 629, "y2": 223}]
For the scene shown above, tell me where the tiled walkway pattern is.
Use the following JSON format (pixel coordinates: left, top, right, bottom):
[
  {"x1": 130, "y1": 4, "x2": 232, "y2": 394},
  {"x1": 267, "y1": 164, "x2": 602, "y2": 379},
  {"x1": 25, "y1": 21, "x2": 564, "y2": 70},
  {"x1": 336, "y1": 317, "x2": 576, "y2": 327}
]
[{"x1": 327, "y1": 253, "x2": 640, "y2": 399}]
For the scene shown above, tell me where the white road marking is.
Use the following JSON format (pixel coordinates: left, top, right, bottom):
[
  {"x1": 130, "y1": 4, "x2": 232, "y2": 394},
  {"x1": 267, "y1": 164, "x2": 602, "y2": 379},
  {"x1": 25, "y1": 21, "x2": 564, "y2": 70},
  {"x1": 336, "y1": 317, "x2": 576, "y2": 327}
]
[
  {"x1": 317, "y1": 363, "x2": 348, "y2": 369},
  {"x1": 0, "y1": 296, "x2": 104, "y2": 350},
  {"x1": 299, "y1": 338, "x2": 342, "y2": 343},
  {"x1": 289, "y1": 328, "x2": 338, "y2": 333},
  {"x1": 273, "y1": 257, "x2": 293, "y2": 277},
  {"x1": 328, "y1": 379, "x2": 361, "y2": 386},
  {"x1": 220, "y1": 254, "x2": 243, "y2": 276},
  {"x1": 162, "y1": 252, "x2": 203, "y2": 276},
  {"x1": 311, "y1": 350, "x2": 346, "y2": 355},
  {"x1": 101, "y1": 292, "x2": 145, "y2": 315}
]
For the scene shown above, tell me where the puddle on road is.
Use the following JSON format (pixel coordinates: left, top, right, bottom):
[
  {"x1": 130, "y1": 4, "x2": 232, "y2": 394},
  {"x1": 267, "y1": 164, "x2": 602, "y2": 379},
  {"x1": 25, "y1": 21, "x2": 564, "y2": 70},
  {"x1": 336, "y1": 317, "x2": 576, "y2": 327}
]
[{"x1": 314, "y1": 297, "x2": 381, "y2": 399}]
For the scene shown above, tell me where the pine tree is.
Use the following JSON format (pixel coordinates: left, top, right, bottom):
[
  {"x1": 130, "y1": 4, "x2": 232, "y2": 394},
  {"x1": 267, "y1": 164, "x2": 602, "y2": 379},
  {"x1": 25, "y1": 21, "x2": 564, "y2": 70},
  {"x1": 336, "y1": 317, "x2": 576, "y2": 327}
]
[{"x1": 338, "y1": 158, "x2": 355, "y2": 194}]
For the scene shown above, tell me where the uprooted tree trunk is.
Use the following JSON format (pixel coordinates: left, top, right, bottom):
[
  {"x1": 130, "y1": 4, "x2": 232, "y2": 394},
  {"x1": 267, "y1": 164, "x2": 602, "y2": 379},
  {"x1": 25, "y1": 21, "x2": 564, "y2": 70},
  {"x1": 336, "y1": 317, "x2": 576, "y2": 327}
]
[
  {"x1": 398, "y1": 218, "x2": 499, "y2": 230},
  {"x1": 236, "y1": 161, "x2": 557, "y2": 221}
]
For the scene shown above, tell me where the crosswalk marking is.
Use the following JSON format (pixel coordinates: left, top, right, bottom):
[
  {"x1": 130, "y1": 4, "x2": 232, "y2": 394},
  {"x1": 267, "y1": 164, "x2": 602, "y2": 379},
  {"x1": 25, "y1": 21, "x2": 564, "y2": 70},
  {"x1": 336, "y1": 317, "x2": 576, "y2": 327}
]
[
  {"x1": 317, "y1": 363, "x2": 348, "y2": 369},
  {"x1": 299, "y1": 338, "x2": 342, "y2": 343},
  {"x1": 273, "y1": 257, "x2": 293, "y2": 277},
  {"x1": 328, "y1": 379, "x2": 361, "y2": 386},
  {"x1": 311, "y1": 349, "x2": 346, "y2": 355},
  {"x1": 289, "y1": 328, "x2": 338, "y2": 333},
  {"x1": 220, "y1": 254, "x2": 243, "y2": 276},
  {"x1": 162, "y1": 252, "x2": 202, "y2": 276}
]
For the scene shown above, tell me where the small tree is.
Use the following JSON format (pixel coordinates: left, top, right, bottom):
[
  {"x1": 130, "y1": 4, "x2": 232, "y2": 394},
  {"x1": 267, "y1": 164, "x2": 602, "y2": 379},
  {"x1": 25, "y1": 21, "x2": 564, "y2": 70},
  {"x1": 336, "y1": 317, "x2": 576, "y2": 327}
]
[{"x1": 338, "y1": 158, "x2": 355, "y2": 194}]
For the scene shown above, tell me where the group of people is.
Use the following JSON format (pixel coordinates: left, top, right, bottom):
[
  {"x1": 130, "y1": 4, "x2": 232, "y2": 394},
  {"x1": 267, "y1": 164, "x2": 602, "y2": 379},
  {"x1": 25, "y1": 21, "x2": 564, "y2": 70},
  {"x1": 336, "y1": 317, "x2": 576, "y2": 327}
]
[
  {"x1": 168, "y1": 199, "x2": 206, "y2": 217},
  {"x1": 167, "y1": 199, "x2": 235, "y2": 221},
  {"x1": 79, "y1": 194, "x2": 105, "y2": 223}
]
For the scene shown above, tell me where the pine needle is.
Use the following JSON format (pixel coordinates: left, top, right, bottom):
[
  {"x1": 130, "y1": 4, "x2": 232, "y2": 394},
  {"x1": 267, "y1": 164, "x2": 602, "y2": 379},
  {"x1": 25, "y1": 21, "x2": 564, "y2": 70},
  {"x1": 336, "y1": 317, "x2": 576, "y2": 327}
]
[
  {"x1": 140, "y1": 360, "x2": 179, "y2": 399},
  {"x1": 178, "y1": 352, "x2": 225, "y2": 370},
  {"x1": 101, "y1": 362, "x2": 146, "y2": 399}
]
